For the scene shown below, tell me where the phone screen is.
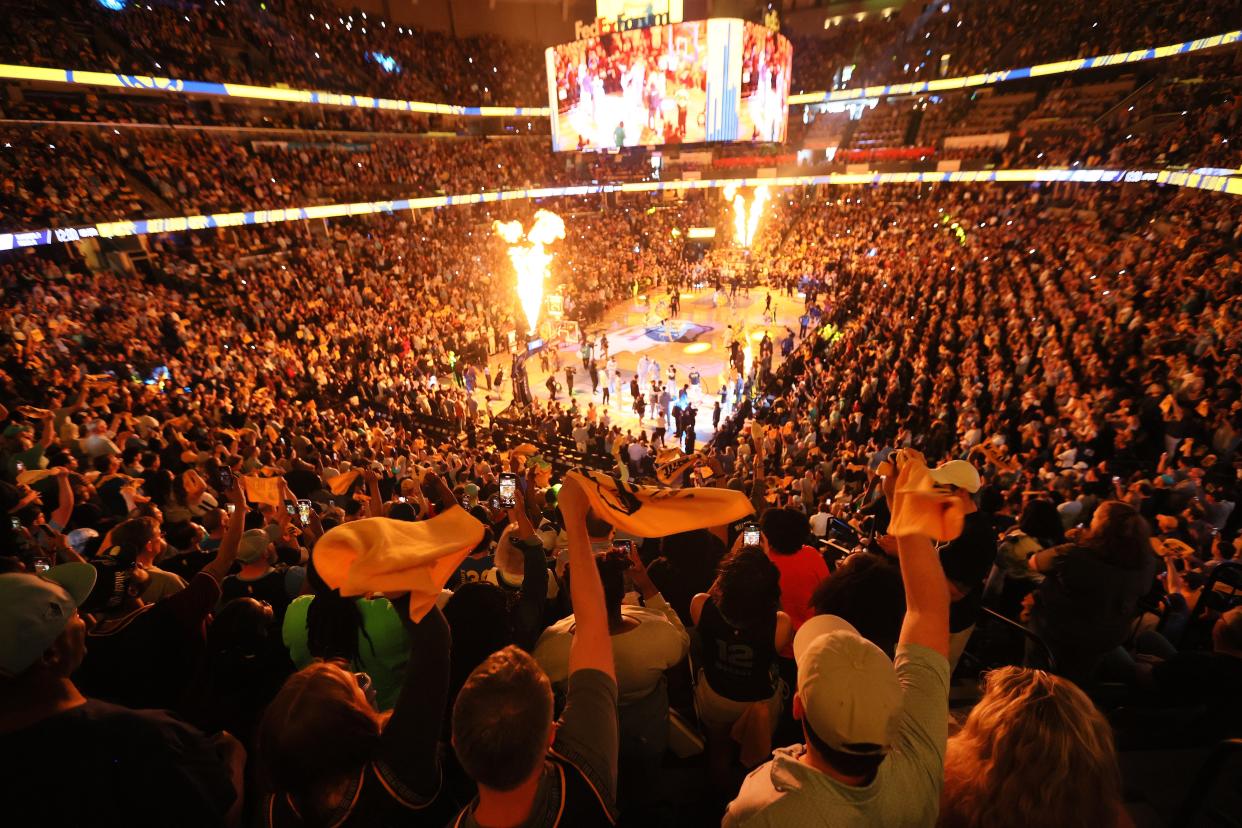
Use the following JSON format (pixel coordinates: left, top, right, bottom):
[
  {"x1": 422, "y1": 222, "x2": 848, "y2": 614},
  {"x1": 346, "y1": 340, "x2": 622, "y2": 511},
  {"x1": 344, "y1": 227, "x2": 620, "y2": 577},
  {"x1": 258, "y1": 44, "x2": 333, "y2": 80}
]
[
  {"x1": 218, "y1": 467, "x2": 234, "y2": 490},
  {"x1": 9, "y1": 516, "x2": 20, "y2": 531},
  {"x1": 32, "y1": 557, "x2": 51, "y2": 573},
  {"x1": 286, "y1": 503, "x2": 297, "y2": 516},
  {"x1": 225, "y1": 503, "x2": 236, "y2": 515},
  {"x1": 612, "y1": 539, "x2": 634, "y2": 557},
  {"x1": 742, "y1": 524, "x2": 761, "y2": 547},
  {"x1": 298, "y1": 500, "x2": 311, "y2": 525},
  {"x1": 499, "y1": 473, "x2": 517, "y2": 508}
]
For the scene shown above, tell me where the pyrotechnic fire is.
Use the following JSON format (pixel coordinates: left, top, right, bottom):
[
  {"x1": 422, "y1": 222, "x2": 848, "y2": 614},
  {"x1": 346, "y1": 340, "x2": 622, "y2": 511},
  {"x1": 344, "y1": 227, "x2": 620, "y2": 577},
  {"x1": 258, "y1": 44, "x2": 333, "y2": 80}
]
[
  {"x1": 746, "y1": 186, "x2": 769, "y2": 247},
  {"x1": 493, "y1": 210, "x2": 565, "y2": 334},
  {"x1": 725, "y1": 185, "x2": 770, "y2": 248}
]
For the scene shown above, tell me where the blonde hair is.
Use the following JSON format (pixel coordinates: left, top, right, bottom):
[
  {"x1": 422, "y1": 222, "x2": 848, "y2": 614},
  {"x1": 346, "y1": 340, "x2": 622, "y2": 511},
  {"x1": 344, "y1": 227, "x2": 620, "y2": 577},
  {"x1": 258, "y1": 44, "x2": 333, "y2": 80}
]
[{"x1": 939, "y1": 667, "x2": 1122, "y2": 828}]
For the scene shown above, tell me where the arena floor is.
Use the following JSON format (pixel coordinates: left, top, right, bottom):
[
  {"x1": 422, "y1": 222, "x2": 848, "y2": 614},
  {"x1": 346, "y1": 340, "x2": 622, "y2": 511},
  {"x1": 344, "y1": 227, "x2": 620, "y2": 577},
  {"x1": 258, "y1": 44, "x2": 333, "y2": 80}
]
[{"x1": 480, "y1": 283, "x2": 809, "y2": 442}]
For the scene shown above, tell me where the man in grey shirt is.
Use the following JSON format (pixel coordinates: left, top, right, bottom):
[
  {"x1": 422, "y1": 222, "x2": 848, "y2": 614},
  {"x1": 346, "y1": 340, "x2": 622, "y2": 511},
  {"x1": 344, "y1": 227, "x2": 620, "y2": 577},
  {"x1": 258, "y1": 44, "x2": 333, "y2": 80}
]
[
  {"x1": 450, "y1": 478, "x2": 619, "y2": 828},
  {"x1": 723, "y1": 459, "x2": 952, "y2": 827}
]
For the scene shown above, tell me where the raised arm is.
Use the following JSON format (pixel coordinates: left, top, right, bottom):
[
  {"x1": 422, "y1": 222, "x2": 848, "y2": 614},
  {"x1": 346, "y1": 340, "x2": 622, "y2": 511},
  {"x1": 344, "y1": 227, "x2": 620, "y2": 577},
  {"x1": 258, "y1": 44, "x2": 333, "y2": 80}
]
[
  {"x1": 49, "y1": 467, "x2": 74, "y2": 530},
  {"x1": 377, "y1": 597, "x2": 451, "y2": 802},
  {"x1": 556, "y1": 477, "x2": 615, "y2": 680},
  {"x1": 895, "y1": 533, "x2": 950, "y2": 659},
  {"x1": 362, "y1": 468, "x2": 384, "y2": 519},
  {"x1": 200, "y1": 481, "x2": 245, "y2": 583},
  {"x1": 39, "y1": 412, "x2": 56, "y2": 449}
]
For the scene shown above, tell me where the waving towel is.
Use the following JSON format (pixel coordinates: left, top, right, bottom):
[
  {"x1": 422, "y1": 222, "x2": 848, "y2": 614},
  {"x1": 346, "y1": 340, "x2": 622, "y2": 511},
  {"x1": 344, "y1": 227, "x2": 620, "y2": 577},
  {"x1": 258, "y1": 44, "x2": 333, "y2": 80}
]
[
  {"x1": 655, "y1": 448, "x2": 701, "y2": 486},
  {"x1": 242, "y1": 475, "x2": 284, "y2": 508},
  {"x1": 314, "y1": 508, "x2": 484, "y2": 622},
  {"x1": 182, "y1": 469, "x2": 208, "y2": 502},
  {"x1": 327, "y1": 469, "x2": 361, "y2": 495},
  {"x1": 883, "y1": 450, "x2": 968, "y2": 542},
  {"x1": 17, "y1": 469, "x2": 58, "y2": 486},
  {"x1": 565, "y1": 470, "x2": 753, "y2": 539}
]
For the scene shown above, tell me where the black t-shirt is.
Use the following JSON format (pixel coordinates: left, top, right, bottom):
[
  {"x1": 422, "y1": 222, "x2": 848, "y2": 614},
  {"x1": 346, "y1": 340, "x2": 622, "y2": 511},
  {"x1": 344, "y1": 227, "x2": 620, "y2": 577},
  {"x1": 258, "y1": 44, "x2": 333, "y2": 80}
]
[
  {"x1": 940, "y1": 511, "x2": 998, "y2": 633},
  {"x1": 75, "y1": 572, "x2": 220, "y2": 710},
  {"x1": 162, "y1": 549, "x2": 213, "y2": 581},
  {"x1": 220, "y1": 568, "x2": 292, "y2": 618},
  {"x1": 0, "y1": 699, "x2": 234, "y2": 828}
]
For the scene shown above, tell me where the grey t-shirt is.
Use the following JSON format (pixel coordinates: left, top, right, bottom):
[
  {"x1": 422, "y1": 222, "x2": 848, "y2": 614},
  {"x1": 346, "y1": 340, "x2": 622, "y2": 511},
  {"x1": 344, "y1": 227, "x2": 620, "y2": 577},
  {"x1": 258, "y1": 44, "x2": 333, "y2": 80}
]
[{"x1": 722, "y1": 642, "x2": 949, "y2": 828}]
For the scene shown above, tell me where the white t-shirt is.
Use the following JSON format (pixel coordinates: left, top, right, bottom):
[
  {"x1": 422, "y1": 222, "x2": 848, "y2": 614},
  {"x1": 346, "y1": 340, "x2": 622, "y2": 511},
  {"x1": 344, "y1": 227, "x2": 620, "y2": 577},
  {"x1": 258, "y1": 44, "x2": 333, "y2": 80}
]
[
  {"x1": 809, "y1": 511, "x2": 831, "y2": 538},
  {"x1": 533, "y1": 594, "x2": 689, "y2": 705}
]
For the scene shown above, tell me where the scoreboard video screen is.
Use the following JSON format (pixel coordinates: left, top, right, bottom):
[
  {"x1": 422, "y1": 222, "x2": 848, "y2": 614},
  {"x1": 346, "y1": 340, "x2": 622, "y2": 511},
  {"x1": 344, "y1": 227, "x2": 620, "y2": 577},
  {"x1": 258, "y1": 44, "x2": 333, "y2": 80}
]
[{"x1": 546, "y1": 19, "x2": 791, "y2": 151}]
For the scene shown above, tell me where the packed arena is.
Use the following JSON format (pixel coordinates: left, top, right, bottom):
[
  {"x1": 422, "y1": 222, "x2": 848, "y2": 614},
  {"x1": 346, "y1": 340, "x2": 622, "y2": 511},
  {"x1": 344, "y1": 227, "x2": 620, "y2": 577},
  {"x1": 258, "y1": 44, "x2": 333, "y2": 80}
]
[{"x1": 1, "y1": 1, "x2": 1240, "y2": 827}]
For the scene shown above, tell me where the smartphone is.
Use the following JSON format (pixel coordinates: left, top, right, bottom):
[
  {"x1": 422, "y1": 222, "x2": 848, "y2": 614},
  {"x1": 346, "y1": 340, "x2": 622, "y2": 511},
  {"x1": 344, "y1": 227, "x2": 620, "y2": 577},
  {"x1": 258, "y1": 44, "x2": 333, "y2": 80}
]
[
  {"x1": 286, "y1": 503, "x2": 297, "y2": 516},
  {"x1": 743, "y1": 522, "x2": 761, "y2": 547},
  {"x1": 225, "y1": 503, "x2": 236, "y2": 515},
  {"x1": 612, "y1": 539, "x2": 634, "y2": 557},
  {"x1": 15, "y1": 460, "x2": 25, "y2": 473},
  {"x1": 218, "y1": 466, "x2": 234, "y2": 491},
  {"x1": 297, "y1": 499, "x2": 311, "y2": 526},
  {"x1": 9, "y1": 516, "x2": 20, "y2": 531},
  {"x1": 397, "y1": 495, "x2": 408, "y2": 503},
  {"x1": 499, "y1": 472, "x2": 517, "y2": 508},
  {"x1": 32, "y1": 556, "x2": 52, "y2": 574}
]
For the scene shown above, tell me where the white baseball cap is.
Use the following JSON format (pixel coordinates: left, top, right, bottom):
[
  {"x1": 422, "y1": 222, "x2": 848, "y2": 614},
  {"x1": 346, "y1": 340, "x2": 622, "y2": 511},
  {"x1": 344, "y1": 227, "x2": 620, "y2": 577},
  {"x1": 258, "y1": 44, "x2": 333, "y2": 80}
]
[
  {"x1": 793, "y1": 614, "x2": 904, "y2": 755},
  {"x1": 0, "y1": 563, "x2": 96, "y2": 677},
  {"x1": 926, "y1": 459, "x2": 981, "y2": 493}
]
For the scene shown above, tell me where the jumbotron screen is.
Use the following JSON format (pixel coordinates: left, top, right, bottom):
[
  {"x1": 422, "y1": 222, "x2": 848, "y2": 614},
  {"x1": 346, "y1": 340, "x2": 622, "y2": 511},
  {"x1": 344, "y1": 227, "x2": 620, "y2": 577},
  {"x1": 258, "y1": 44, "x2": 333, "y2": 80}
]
[{"x1": 545, "y1": 19, "x2": 791, "y2": 151}]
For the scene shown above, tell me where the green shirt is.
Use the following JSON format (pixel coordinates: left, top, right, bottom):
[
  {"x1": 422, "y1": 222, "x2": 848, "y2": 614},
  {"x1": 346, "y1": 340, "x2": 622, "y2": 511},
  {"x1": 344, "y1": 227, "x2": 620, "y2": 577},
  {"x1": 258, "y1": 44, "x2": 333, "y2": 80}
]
[{"x1": 282, "y1": 594, "x2": 411, "y2": 711}]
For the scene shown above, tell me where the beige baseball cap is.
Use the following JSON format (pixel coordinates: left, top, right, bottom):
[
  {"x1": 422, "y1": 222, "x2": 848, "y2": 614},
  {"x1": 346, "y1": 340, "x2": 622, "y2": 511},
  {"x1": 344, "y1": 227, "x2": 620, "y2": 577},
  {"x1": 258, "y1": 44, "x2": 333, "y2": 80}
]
[
  {"x1": 0, "y1": 564, "x2": 96, "y2": 677},
  {"x1": 793, "y1": 614, "x2": 904, "y2": 755},
  {"x1": 927, "y1": 459, "x2": 981, "y2": 493}
]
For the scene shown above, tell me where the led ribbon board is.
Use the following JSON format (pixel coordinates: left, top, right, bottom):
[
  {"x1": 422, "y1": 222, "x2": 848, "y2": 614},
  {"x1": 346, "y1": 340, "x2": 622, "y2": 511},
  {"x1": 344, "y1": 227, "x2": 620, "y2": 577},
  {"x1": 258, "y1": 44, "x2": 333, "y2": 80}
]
[
  {"x1": 0, "y1": 63, "x2": 550, "y2": 117},
  {"x1": 789, "y1": 30, "x2": 1242, "y2": 105},
  {"x1": 2, "y1": 168, "x2": 1237, "y2": 252}
]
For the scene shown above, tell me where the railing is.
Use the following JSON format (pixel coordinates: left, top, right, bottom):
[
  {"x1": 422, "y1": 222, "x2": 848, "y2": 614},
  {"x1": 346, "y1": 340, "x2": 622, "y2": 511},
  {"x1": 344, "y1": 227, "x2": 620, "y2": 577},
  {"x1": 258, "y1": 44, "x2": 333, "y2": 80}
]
[
  {"x1": 789, "y1": 30, "x2": 1241, "y2": 106},
  {"x1": 4, "y1": 168, "x2": 1239, "y2": 252},
  {"x1": 1, "y1": 29, "x2": 1237, "y2": 123}
]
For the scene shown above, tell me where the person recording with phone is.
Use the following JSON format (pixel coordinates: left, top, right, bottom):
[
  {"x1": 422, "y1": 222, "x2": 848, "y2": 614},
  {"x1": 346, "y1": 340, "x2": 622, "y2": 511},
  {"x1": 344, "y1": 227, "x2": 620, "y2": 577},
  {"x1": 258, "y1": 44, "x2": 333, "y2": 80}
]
[{"x1": 533, "y1": 520, "x2": 689, "y2": 783}]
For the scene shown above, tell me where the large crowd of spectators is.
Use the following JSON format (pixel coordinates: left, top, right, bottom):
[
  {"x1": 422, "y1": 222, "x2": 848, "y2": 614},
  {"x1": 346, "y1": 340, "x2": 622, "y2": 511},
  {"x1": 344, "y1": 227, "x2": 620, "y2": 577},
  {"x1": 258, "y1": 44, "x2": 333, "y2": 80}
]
[
  {"x1": 1, "y1": 178, "x2": 1239, "y2": 826},
  {"x1": 793, "y1": 0, "x2": 1241, "y2": 91},
  {"x1": 0, "y1": 0, "x2": 546, "y2": 106},
  {"x1": 0, "y1": 128, "x2": 571, "y2": 231},
  {"x1": 1, "y1": 4, "x2": 1242, "y2": 826}
]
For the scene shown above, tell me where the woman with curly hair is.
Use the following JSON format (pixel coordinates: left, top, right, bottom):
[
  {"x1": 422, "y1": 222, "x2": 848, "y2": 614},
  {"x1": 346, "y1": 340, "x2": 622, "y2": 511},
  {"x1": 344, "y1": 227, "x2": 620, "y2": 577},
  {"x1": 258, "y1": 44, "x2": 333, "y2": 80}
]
[
  {"x1": 939, "y1": 667, "x2": 1128, "y2": 828},
  {"x1": 690, "y1": 546, "x2": 792, "y2": 787},
  {"x1": 1027, "y1": 499, "x2": 1157, "y2": 684}
]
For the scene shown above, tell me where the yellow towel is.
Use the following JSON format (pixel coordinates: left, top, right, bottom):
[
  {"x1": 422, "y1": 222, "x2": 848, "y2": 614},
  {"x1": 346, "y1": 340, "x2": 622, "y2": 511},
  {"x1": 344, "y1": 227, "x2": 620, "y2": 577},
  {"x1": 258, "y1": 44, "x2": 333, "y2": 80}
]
[
  {"x1": 183, "y1": 469, "x2": 207, "y2": 501},
  {"x1": 885, "y1": 451, "x2": 966, "y2": 542},
  {"x1": 655, "y1": 448, "x2": 701, "y2": 486},
  {"x1": 327, "y1": 469, "x2": 361, "y2": 495},
  {"x1": 314, "y1": 509, "x2": 483, "y2": 622},
  {"x1": 730, "y1": 699, "x2": 774, "y2": 768},
  {"x1": 565, "y1": 470, "x2": 753, "y2": 538},
  {"x1": 242, "y1": 475, "x2": 284, "y2": 507},
  {"x1": 17, "y1": 469, "x2": 58, "y2": 486}
]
